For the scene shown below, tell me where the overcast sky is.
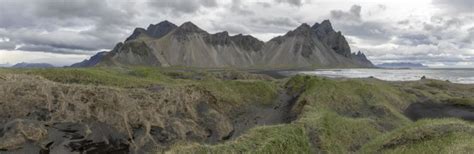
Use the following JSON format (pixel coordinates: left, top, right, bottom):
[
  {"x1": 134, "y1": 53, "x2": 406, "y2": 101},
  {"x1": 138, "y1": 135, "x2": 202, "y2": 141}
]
[{"x1": 0, "y1": 0, "x2": 473, "y2": 67}]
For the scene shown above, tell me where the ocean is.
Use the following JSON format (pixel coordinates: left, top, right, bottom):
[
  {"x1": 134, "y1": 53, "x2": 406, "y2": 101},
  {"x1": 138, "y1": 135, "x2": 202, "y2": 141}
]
[{"x1": 284, "y1": 68, "x2": 474, "y2": 84}]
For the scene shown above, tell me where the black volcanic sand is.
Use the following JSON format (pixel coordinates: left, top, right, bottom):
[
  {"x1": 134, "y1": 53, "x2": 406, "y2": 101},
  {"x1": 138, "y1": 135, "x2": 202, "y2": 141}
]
[{"x1": 404, "y1": 102, "x2": 474, "y2": 122}]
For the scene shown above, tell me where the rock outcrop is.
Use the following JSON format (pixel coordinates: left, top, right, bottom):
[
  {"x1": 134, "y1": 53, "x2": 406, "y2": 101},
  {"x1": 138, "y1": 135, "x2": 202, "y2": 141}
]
[
  {"x1": 351, "y1": 51, "x2": 374, "y2": 67},
  {"x1": 312, "y1": 20, "x2": 352, "y2": 57},
  {"x1": 75, "y1": 20, "x2": 374, "y2": 68}
]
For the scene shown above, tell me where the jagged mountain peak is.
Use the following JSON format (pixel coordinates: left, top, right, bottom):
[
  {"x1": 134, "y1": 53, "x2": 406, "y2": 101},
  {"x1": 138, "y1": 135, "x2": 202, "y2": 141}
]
[
  {"x1": 146, "y1": 20, "x2": 178, "y2": 38},
  {"x1": 295, "y1": 23, "x2": 312, "y2": 31},
  {"x1": 231, "y1": 34, "x2": 260, "y2": 40},
  {"x1": 213, "y1": 31, "x2": 229, "y2": 37},
  {"x1": 146, "y1": 20, "x2": 178, "y2": 31},
  {"x1": 320, "y1": 20, "x2": 333, "y2": 28},
  {"x1": 231, "y1": 34, "x2": 262, "y2": 42},
  {"x1": 146, "y1": 20, "x2": 177, "y2": 33},
  {"x1": 312, "y1": 20, "x2": 334, "y2": 31},
  {"x1": 230, "y1": 33, "x2": 265, "y2": 52},
  {"x1": 351, "y1": 51, "x2": 374, "y2": 67},
  {"x1": 178, "y1": 22, "x2": 206, "y2": 33},
  {"x1": 285, "y1": 23, "x2": 313, "y2": 37},
  {"x1": 312, "y1": 19, "x2": 335, "y2": 38},
  {"x1": 171, "y1": 22, "x2": 208, "y2": 40},
  {"x1": 311, "y1": 19, "x2": 352, "y2": 57},
  {"x1": 125, "y1": 20, "x2": 177, "y2": 42},
  {"x1": 352, "y1": 51, "x2": 367, "y2": 58},
  {"x1": 125, "y1": 28, "x2": 147, "y2": 41}
]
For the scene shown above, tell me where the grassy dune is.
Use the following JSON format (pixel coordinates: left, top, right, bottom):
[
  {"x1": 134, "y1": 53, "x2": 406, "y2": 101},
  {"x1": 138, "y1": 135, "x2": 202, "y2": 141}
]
[{"x1": 0, "y1": 67, "x2": 472, "y2": 153}]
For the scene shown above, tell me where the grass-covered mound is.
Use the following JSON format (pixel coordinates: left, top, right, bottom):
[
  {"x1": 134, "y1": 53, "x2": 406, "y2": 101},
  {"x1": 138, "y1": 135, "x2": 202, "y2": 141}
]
[
  {"x1": 283, "y1": 75, "x2": 413, "y2": 153},
  {"x1": 173, "y1": 75, "x2": 473, "y2": 153},
  {"x1": 362, "y1": 119, "x2": 474, "y2": 153},
  {"x1": 0, "y1": 67, "x2": 472, "y2": 153}
]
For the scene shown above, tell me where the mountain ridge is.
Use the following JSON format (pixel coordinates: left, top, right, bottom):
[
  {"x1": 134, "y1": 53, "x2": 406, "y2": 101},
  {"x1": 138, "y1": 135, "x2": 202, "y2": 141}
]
[{"x1": 73, "y1": 20, "x2": 374, "y2": 68}]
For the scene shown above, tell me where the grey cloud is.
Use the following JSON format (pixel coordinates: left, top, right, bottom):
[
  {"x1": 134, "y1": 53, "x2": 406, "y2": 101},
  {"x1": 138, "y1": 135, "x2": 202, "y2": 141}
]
[
  {"x1": 231, "y1": 0, "x2": 254, "y2": 15},
  {"x1": 1, "y1": 0, "x2": 134, "y2": 29},
  {"x1": 148, "y1": 0, "x2": 218, "y2": 15},
  {"x1": 275, "y1": 0, "x2": 303, "y2": 6},
  {"x1": 463, "y1": 27, "x2": 474, "y2": 44},
  {"x1": 256, "y1": 17, "x2": 300, "y2": 28},
  {"x1": 359, "y1": 39, "x2": 474, "y2": 66},
  {"x1": 332, "y1": 4, "x2": 473, "y2": 66},
  {"x1": 377, "y1": 4, "x2": 387, "y2": 11},
  {"x1": 257, "y1": 2, "x2": 272, "y2": 8},
  {"x1": 372, "y1": 54, "x2": 472, "y2": 64},
  {"x1": 394, "y1": 34, "x2": 437, "y2": 46},
  {"x1": 372, "y1": 55, "x2": 470, "y2": 64},
  {"x1": 0, "y1": 0, "x2": 135, "y2": 54},
  {"x1": 0, "y1": 27, "x2": 122, "y2": 54},
  {"x1": 330, "y1": 5, "x2": 361, "y2": 21},
  {"x1": 423, "y1": 23, "x2": 435, "y2": 31},
  {"x1": 211, "y1": 22, "x2": 251, "y2": 34},
  {"x1": 17, "y1": 44, "x2": 95, "y2": 55},
  {"x1": 211, "y1": 17, "x2": 296, "y2": 35},
  {"x1": 398, "y1": 20, "x2": 410, "y2": 25},
  {"x1": 339, "y1": 22, "x2": 393, "y2": 44},
  {"x1": 421, "y1": 16, "x2": 472, "y2": 44},
  {"x1": 432, "y1": 0, "x2": 474, "y2": 13},
  {"x1": 0, "y1": 41, "x2": 16, "y2": 50},
  {"x1": 332, "y1": 4, "x2": 469, "y2": 50},
  {"x1": 210, "y1": 19, "x2": 300, "y2": 39},
  {"x1": 33, "y1": 0, "x2": 130, "y2": 20},
  {"x1": 330, "y1": 5, "x2": 393, "y2": 44}
]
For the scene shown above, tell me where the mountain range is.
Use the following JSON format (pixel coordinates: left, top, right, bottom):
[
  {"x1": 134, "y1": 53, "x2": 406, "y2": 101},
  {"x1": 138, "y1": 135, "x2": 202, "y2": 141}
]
[
  {"x1": 12, "y1": 62, "x2": 55, "y2": 68},
  {"x1": 73, "y1": 20, "x2": 373, "y2": 68},
  {"x1": 0, "y1": 63, "x2": 11, "y2": 68},
  {"x1": 376, "y1": 62, "x2": 428, "y2": 68}
]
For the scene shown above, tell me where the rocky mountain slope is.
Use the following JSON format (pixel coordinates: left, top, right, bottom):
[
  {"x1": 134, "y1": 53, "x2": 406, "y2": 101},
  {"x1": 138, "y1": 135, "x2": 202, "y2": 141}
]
[
  {"x1": 73, "y1": 20, "x2": 373, "y2": 68},
  {"x1": 70, "y1": 51, "x2": 108, "y2": 67}
]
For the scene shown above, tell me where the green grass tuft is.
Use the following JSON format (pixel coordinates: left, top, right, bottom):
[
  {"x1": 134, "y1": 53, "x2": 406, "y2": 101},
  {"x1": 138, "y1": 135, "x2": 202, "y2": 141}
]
[{"x1": 170, "y1": 124, "x2": 311, "y2": 153}]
